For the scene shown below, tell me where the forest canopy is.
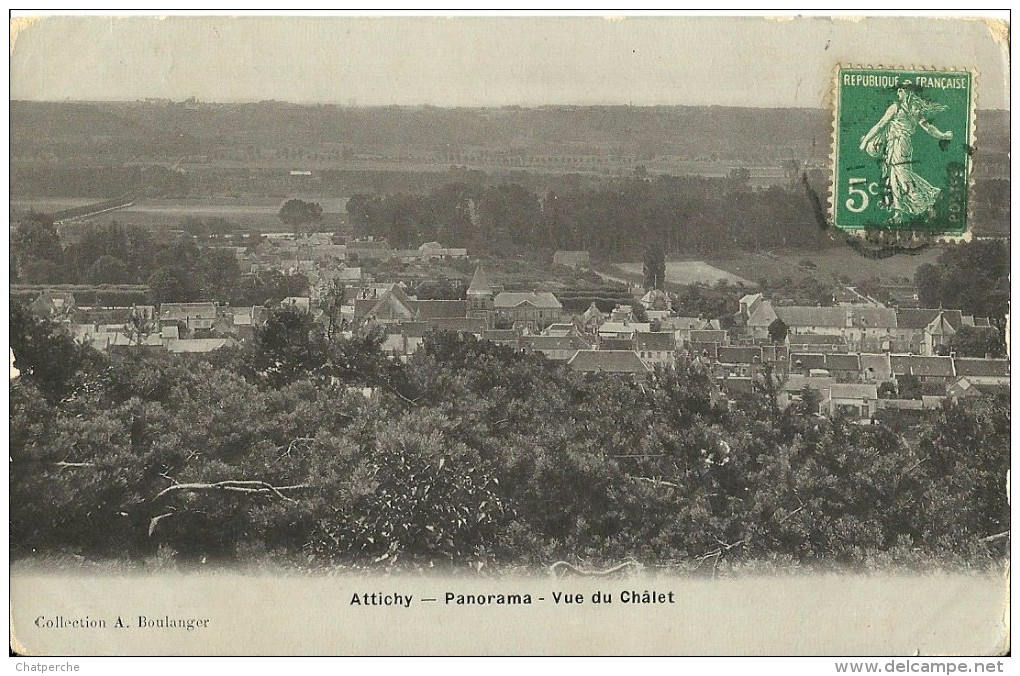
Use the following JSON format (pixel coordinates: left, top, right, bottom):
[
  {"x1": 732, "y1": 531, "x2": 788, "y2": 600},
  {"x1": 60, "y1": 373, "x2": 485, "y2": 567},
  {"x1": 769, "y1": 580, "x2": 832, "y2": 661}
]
[
  {"x1": 9, "y1": 303, "x2": 1009, "y2": 572},
  {"x1": 347, "y1": 177, "x2": 832, "y2": 258}
]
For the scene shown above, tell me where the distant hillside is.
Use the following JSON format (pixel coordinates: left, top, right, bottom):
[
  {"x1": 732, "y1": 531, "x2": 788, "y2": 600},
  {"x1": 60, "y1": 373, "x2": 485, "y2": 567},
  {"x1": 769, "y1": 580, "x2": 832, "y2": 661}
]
[{"x1": 11, "y1": 100, "x2": 1008, "y2": 171}]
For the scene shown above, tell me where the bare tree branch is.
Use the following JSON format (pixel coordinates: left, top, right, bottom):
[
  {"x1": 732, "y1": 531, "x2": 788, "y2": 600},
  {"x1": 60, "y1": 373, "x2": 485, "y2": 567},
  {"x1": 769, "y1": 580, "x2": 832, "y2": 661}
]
[
  {"x1": 148, "y1": 512, "x2": 175, "y2": 537},
  {"x1": 715, "y1": 538, "x2": 746, "y2": 551},
  {"x1": 695, "y1": 549, "x2": 722, "y2": 563},
  {"x1": 902, "y1": 458, "x2": 927, "y2": 475},
  {"x1": 154, "y1": 480, "x2": 311, "y2": 503},
  {"x1": 776, "y1": 505, "x2": 805, "y2": 524},
  {"x1": 549, "y1": 560, "x2": 641, "y2": 577},
  {"x1": 379, "y1": 380, "x2": 419, "y2": 407},
  {"x1": 276, "y1": 437, "x2": 316, "y2": 461},
  {"x1": 980, "y1": 530, "x2": 1010, "y2": 543},
  {"x1": 630, "y1": 476, "x2": 680, "y2": 488}
]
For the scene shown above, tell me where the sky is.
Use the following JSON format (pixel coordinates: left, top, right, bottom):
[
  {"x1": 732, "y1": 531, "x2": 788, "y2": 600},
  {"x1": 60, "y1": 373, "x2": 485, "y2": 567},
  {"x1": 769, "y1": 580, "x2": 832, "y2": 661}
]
[{"x1": 9, "y1": 14, "x2": 1010, "y2": 109}]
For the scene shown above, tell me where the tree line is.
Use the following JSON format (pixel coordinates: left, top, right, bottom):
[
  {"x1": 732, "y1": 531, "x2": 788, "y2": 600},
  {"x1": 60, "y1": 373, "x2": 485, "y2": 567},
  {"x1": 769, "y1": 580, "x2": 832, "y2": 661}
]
[
  {"x1": 347, "y1": 176, "x2": 833, "y2": 259},
  {"x1": 9, "y1": 212, "x2": 308, "y2": 306},
  {"x1": 914, "y1": 239, "x2": 1010, "y2": 330}
]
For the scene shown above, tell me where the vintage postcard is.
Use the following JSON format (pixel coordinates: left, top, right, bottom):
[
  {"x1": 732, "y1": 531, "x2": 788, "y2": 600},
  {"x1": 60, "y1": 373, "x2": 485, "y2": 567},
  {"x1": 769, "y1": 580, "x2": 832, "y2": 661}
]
[{"x1": 8, "y1": 14, "x2": 1010, "y2": 659}]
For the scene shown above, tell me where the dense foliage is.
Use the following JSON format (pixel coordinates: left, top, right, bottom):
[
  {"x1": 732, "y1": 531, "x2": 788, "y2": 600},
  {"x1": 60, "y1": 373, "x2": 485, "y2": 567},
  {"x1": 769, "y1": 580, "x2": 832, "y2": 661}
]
[
  {"x1": 10, "y1": 304, "x2": 1009, "y2": 571},
  {"x1": 9, "y1": 214, "x2": 308, "y2": 306},
  {"x1": 278, "y1": 199, "x2": 324, "y2": 231},
  {"x1": 915, "y1": 240, "x2": 1010, "y2": 330},
  {"x1": 347, "y1": 177, "x2": 832, "y2": 258}
]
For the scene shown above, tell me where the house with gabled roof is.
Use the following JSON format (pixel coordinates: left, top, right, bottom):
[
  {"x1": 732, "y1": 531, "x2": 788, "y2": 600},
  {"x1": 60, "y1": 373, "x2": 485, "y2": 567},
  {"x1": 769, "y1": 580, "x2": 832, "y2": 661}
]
[
  {"x1": 787, "y1": 333, "x2": 849, "y2": 353},
  {"x1": 494, "y1": 291, "x2": 563, "y2": 330},
  {"x1": 774, "y1": 306, "x2": 847, "y2": 334},
  {"x1": 746, "y1": 302, "x2": 780, "y2": 340},
  {"x1": 790, "y1": 352, "x2": 827, "y2": 374},
  {"x1": 101, "y1": 331, "x2": 166, "y2": 354},
  {"x1": 524, "y1": 334, "x2": 592, "y2": 361},
  {"x1": 779, "y1": 305, "x2": 896, "y2": 348},
  {"x1": 30, "y1": 291, "x2": 76, "y2": 319},
  {"x1": 824, "y1": 353, "x2": 862, "y2": 382},
  {"x1": 599, "y1": 337, "x2": 634, "y2": 351},
  {"x1": 688, "y1": 329, "x2": 728, "y2": 346},
  {"x1": 609, "y1": 304, "x2": 634, "y2": 323},
  {"x1": 634, "y1": 331, "x2": 676, "y2": 368},
  {"x1": 922, "y1": 313, "x2": 957, "y2": 355},
  {"x1": 640, "y1": 288, "x2": 672, "y2": 312},
  {"x1": 160, "y1": 302, "x2": 217, "y2": 321},
  {"x1": 659, "y1": 315, "x2": 701, "y2": 343},
  {"x1": 826, "y1": 383, "x2": 879, "y2": 420},
  {"x1": 747, "y1": 300, "x2": 896, "y2": 349},
  {"x1": 483, "y1": 328, "x2": 522, "y2": 350},
  {"x1": 159, "y1": 302, "x2": 218, "y2": 338},
  {"x1": 890, "y1": 355, "x2": 956, "y2": 386},
  {"x1": 892, "y1": 309, "x2": 964, "y2": 355},
  {"x1": 578, "y1": 302, "x2": 605, "y2": 333},
  {"x1": 568, "y1": 349, "x2": 650, "y2": 375},
  {"x1": 953, "y1": 358, "x2": 1010, "y2": 386},
  {"x1": 354, "y1": 284, "x2": 417, "y2": 324},
  {"x1": 946, "y1": 376, "x2": 984, "y2": 402},
  {"x1": 543, "y1": 323, "x2": 581, "y2": 338},
  {"x1": 716, "y1": 345, "x2": 762, "y2": 378},
  {"x1": 598, "y1": 322, "x2": 650, "y2": 341},
  {"x1": 845, "y1": 307, "x2": 897, "y2": 351},
  {"x1": 738, "y1": 293, "x2": 765, "y2": 323},
  {"x1": 216, "y1": 305, "x2": 265, "y2": 340}
]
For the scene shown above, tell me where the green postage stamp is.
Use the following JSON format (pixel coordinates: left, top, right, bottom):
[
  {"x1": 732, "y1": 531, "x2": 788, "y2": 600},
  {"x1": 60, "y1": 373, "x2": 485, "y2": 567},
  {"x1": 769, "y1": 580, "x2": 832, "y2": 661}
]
[{"x1": 832, "y1": 67, "x2": 975, "y2": 236}]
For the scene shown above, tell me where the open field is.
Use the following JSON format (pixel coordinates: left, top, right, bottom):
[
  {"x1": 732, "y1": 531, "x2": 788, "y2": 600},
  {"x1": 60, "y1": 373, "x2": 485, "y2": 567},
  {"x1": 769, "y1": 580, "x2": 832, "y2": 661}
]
[
  {"x1": 81, "y1": 209, "x2": 289, "y2": 233},
  {"x1": 13, "y1": 196, "x2": 348, "y2": 216},
  {"x1": 610, "y1": 245, "x2": 946, "y2": 289},
  {"x1": 36, "y1": 196, "x2": 349, "y2": 234},
  {"x1": 121, "y1": 196, "x2": 349, "y2": 214},
  {"x1": 706, "y1": 247, "x2": 945, "y2": 285},
  {"x1": 614, "y1": 261, "x2": 754, "y2": 287}
]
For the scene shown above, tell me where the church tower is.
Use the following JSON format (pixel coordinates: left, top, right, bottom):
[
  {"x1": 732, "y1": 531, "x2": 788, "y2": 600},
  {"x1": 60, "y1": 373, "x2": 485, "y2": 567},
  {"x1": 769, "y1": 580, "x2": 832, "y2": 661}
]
[{"x1": 466, "y1": 264, "x2": 494, "y2": 318}]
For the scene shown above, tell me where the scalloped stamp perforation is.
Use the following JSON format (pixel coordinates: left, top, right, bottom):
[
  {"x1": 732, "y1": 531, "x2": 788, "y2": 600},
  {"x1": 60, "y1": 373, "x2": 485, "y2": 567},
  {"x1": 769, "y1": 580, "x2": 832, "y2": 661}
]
[{"x1": 831, "y1": 66, "x2": 976, "y2": 240}]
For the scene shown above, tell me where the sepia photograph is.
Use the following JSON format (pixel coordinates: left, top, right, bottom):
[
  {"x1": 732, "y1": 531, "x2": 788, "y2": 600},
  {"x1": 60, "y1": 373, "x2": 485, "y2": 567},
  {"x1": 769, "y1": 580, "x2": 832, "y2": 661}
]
[{"x1": 8, "y1": 12, "x2": 1011, "y2": 658}]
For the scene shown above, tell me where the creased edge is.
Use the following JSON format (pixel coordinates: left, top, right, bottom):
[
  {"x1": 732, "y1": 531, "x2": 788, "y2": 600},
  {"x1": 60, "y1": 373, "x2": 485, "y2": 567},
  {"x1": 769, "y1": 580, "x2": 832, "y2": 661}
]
[{"x1": 10, "y1": 16, "x2": 43, "y2": 57}]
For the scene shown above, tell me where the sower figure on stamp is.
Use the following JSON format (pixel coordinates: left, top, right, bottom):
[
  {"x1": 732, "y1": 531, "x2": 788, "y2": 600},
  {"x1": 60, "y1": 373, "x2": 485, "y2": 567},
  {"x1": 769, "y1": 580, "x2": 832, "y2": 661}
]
[{"x1": 859, "y1": 88, "x2": 953, "y2": 224}]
